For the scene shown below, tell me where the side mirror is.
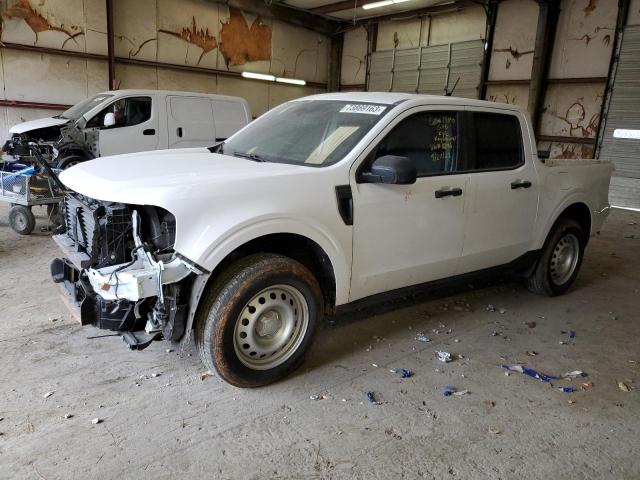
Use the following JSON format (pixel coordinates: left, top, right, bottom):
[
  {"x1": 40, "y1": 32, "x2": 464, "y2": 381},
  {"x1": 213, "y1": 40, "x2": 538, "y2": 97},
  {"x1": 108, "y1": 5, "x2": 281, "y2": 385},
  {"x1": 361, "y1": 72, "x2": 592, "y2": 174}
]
[
  {"x1": 361, "y1": 155, "x2": 416, "y2": 185},
  {"x1": 103, "y1": 112, "x2": 116, "y2": 128}
]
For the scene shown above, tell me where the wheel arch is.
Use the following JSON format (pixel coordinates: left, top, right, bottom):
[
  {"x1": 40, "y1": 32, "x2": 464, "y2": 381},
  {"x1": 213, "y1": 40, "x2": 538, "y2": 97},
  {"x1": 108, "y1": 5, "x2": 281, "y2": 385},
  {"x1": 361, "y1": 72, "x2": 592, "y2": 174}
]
[
  {"x1": 535, "y1": 198, "x2": 593, "y2": 249},
  {"x1": 180, "y1": 232, "x2": 341, "y2": 349},
  {"x1": 556, "y1": 202, "x2": 591, "y2": 242}
]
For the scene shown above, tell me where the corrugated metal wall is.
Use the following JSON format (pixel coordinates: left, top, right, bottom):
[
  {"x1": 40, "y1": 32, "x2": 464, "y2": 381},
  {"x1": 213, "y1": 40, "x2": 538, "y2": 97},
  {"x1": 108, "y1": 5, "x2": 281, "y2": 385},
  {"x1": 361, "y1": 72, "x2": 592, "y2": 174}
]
[
  {"x1": 369, "y1": 39, "x2": 483, "y2": 98},
  {"x1": 599, "y1": 25, "x2": 640, "y2": 208}
]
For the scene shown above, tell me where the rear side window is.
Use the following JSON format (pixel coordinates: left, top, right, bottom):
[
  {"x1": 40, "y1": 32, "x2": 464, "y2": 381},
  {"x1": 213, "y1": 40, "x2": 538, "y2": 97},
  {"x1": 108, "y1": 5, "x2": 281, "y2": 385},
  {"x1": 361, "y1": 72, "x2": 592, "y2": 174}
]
[
  {"x1": 472, "y1": 113, "x2": 523, "y2": 170},
  {"x1": 375, "y1": 112, "x2": 458, "y2": 177}
]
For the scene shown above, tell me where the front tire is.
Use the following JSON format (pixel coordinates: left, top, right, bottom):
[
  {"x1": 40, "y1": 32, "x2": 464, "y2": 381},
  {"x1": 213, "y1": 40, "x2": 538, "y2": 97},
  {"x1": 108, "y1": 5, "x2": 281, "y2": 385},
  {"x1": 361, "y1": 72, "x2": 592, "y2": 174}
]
[
  {"x1": 194, "y1": 254, "x2": 322, "y2": 387},
  {"x1": 527, "y1": 218, "x2": 585, "y2": 296}
]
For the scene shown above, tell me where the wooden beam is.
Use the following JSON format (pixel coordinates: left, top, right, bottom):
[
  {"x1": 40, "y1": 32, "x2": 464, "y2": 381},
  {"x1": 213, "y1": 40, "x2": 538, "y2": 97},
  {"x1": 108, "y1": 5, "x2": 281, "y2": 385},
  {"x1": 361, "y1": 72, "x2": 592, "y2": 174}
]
[
  {"x1": 538, "y1": 135, "x2": 596, "y2": 145},
  {"x1": 0, "y1": 99, "x2": 71, "y2": 110},
  {"x1": 0, "y1": 43, "x2": 327, "y2": 88},
  {"x1": 117, "y1": 57, "x2": 328, "y2": 89}
]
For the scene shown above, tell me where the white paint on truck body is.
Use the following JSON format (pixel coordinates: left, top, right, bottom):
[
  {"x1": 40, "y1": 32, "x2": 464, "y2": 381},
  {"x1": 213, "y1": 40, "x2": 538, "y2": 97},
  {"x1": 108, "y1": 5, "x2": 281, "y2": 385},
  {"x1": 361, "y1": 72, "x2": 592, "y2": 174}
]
[{"x1": 59, "y1": 92, "x2": 614, "y2": 307}]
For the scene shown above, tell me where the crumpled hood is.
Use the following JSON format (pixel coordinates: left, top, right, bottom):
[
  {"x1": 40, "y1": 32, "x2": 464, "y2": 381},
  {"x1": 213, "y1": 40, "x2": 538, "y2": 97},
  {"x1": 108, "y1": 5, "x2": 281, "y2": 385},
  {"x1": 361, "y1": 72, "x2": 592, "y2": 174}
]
[
  {"x1": 59, "y1": 148, "x2": 309, "y2": 205},
  {"x1": 9, "y1": 116, "x2": 69, "y2": 134}
]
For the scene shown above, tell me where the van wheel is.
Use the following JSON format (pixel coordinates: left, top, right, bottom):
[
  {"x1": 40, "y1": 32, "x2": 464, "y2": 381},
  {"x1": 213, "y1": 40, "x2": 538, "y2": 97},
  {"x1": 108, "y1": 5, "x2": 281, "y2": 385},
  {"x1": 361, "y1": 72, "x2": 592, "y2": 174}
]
[
  {"x1": 527, "y1": 218, "x2": 585, "y2": 296},
  {"x1": 9, "y1": 205, "x2": 36, "y2": 235},
  {"x1": 57, "y1": 155, "x2": 83, "y2": 170},
  {"x1": 194, "y1": 254, "x2": 321, "y2": 387}
]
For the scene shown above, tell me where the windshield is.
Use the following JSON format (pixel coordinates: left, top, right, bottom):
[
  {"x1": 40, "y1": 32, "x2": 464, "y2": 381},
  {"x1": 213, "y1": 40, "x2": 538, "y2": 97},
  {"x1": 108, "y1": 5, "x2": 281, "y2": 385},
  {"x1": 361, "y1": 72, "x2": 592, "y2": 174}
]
[
  {"x1": 60, "y1": 94, "x2": 114, "y2": 120},
  {"x1": 221, "y1": 100, "x2": 390, "y2": 167}
]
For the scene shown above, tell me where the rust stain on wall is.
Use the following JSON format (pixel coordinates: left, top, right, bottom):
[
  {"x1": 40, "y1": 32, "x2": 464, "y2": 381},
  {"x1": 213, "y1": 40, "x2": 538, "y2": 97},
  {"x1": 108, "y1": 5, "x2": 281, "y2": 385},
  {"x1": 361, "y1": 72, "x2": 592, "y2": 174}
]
[
  {"x1": 494, "y1": 46, "x2": 534, "y2": 69},
  {"x1": 489, "y1": 94, "x2": 517, "y2": 105},
  {"x1": 584, "y1": 0, "x2": 598, "y2": 16},
  {"x1": 159, "y1": 17, "x2": 217, "y2": 65},
  {"x1": 554, "y1": 143, "x2": 594, "y2": 159},
  {"x1": 3, "y1": 0, "x2": 83, "y2": 45},
  {"x1": 554, "y1": 99, "x2": 599, "y2": 138},
  {"x1": 219, "y1": 7, "x2": 271, "y2": 67}
]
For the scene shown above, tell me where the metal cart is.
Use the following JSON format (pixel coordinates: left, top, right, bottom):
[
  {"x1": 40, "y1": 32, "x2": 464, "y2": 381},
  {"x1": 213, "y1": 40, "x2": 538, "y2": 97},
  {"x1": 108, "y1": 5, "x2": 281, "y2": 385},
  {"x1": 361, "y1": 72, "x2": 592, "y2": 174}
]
[{"x1": 0, "y1": 153, "x2": 64, "y2": 235}]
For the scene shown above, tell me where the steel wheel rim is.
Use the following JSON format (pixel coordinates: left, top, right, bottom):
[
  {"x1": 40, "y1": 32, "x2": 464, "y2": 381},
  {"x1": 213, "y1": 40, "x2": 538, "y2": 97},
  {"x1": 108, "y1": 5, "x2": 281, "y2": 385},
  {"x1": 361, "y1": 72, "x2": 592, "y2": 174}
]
[
  {"x1": 550, "y1": 233, "x2": 580, "y2": 285},
  {"x1": 14, "y1": 211, "x2": 27, "y2": 230},
  {"x1": 233, "y1": 284, "x2": 309, "y2": 370}
]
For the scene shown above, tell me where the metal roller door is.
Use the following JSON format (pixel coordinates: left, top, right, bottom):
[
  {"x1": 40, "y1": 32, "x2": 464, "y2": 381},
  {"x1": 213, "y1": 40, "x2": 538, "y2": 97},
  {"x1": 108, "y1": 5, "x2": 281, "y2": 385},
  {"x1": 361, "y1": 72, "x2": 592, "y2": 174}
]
[
  {"x1": 599, "y1": 25, "x2": 640, "y2": 209},
  {"x1": 368, "y1": 39, "x2": 484, "y2": 99}
]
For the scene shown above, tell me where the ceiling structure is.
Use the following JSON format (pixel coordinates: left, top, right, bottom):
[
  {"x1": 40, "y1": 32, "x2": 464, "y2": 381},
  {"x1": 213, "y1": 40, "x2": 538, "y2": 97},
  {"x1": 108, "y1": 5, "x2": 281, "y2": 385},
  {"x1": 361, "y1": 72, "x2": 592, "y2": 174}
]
[{"x1": 278, "y1": 0, "x2": 460, "y2": 22}]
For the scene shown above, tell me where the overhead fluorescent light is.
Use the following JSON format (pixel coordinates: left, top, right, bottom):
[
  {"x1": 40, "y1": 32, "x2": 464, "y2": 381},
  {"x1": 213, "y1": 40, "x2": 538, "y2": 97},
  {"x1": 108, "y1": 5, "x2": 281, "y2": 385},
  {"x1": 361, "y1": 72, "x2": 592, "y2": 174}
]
[
  {"x1": 276, "y1": 77, "x2": 306, "y2": 86},
  {"x1": 362, "y1": 0, "x2": 410, "y2": 10},
  {"x1": 241, "y1": 71, "x2": 276, "y2": 81}
]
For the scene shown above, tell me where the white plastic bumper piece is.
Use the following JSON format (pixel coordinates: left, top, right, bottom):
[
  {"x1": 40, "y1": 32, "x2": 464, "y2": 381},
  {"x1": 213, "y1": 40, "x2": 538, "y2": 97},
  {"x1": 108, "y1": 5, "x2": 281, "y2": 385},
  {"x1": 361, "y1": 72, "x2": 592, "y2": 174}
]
[
  {"x1": 87, "y1": 257, "x2": 192, "y2": 302},
  {"x1": 86, "y1": 209, "x2": 196, "y2": 302}
]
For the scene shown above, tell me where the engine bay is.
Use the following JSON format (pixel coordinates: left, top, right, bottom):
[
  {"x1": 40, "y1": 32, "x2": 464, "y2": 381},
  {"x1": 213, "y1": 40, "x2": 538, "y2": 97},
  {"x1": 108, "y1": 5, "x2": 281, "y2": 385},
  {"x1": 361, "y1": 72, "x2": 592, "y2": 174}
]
[{"x1": 51, "y1": 193, "x2": 194, "y2": 350}]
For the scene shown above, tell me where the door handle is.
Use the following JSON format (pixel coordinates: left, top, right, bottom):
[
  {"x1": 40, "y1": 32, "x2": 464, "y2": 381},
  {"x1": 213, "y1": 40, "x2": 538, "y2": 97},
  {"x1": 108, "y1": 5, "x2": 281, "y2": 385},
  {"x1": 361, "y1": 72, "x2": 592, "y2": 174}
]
[
  {"x1": 511, "y1": 180, "x2": 532, "y2": 189},
  {"x1": 435, "y1": 187, "x2": 463, "y2": 198},
  {"x1": 143, "y1": 129, "x2": 155, "y2": 135},
  {"x1": 177, "y1": 127, "x2": 183, "y2": 138}
]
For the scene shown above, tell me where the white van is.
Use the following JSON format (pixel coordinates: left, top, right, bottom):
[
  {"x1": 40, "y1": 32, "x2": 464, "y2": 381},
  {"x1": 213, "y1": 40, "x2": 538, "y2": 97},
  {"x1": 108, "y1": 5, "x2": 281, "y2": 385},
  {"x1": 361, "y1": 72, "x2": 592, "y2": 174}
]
[{"x1": 6, "y1": 90, "x2": 252, "y2": 168}]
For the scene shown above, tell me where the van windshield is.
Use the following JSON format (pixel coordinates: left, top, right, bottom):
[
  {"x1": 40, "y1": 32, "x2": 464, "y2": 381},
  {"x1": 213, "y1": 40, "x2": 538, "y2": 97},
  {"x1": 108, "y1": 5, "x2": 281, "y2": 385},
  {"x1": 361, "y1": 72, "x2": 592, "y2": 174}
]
[
  {"x1": 220, "y1": 100, "x2": 390, "y2": 167},
  {"x1": 60, "y1": 94, "x2": 113, "y2": 121}
]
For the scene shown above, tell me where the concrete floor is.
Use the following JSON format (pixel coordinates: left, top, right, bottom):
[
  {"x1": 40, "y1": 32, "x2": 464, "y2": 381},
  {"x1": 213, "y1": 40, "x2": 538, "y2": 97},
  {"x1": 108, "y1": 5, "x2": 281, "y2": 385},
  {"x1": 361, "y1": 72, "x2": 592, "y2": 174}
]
[{"x1": 0, "y1": 203, "x2": 638, "y2": 479}]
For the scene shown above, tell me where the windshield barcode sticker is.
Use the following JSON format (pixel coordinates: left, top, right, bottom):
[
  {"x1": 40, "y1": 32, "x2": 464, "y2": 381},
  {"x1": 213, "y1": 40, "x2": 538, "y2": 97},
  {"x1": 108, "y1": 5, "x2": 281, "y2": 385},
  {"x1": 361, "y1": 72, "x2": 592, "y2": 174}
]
[{"x1": 340, "y1": 104, "x2": 387, "y2": 115}]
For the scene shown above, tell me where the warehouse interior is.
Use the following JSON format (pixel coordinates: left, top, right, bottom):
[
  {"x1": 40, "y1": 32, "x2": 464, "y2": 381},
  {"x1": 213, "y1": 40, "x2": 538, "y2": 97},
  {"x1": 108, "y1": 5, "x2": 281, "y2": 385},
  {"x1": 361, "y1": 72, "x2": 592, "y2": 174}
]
[{"x1": 0, "y1": 0, "x2": 639, "y2": 478}]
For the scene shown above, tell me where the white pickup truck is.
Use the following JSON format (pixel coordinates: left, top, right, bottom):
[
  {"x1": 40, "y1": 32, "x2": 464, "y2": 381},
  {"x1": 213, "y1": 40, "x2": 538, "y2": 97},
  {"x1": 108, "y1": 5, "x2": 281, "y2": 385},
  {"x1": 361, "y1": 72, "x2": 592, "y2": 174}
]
[{"x1": 51, "y1": 92, "x2": 613, "y2": 387}]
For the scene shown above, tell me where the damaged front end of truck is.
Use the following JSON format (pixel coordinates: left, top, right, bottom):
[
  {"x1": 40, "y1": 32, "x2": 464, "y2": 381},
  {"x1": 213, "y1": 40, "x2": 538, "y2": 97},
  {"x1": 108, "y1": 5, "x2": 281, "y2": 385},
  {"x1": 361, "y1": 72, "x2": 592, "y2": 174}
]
[{"x1": 51, "y1": 193, "x2": 206, "y2": 350}]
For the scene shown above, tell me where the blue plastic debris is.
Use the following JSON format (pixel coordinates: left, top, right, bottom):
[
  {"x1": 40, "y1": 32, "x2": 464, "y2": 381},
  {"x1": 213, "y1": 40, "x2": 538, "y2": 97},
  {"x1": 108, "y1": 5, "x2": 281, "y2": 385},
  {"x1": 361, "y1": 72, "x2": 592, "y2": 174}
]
[
  {"x1": 558, "y1": 386, "x2": 577, "y2": 393},
  {"x1": 366, "y1": 391, "x2": 381, "y2": 405},
  {"x1": 442, "y1": 385, "x2": 457, "y2": 397},
  {"x1": 401, "y1": 369, "x2": 412, "y2": 378},
  {"x1": 501, "y1": 364, "x2": 556, "y2": 382}
]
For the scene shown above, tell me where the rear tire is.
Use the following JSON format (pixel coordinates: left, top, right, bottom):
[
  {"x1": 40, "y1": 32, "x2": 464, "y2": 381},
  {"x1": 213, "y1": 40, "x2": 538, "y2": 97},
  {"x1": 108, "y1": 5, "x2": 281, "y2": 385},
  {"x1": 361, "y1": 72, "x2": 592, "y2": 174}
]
[
  {"x1": 9, "y1": 205, "x2": 36, "y2": 235},
  {"x1": 527, "y1": 218, "x2": 585, "y2": 296},
  {"x1": 194, "y1": 254, "x2": 322, "y2": 388}
]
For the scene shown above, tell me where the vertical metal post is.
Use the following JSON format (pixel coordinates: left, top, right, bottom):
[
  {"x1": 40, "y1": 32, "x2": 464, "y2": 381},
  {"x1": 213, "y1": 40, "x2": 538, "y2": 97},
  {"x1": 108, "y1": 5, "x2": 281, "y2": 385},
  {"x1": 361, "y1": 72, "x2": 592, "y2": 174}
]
[
  {"x1": 365, "y1": 20, "x2": 378, "y2": 92},
  {"x1": 328, "y1": 32, "x2": 344, "y2": 92},
  {"x1": 595, "y1": 0, "x2": 631, "y2": 158},
  {"x1": 479, "y1": 0, "x2": 499, "y2": 100},
  {"x1": 528, "y1": 0, "x2": 560, "y2": 134},
  {"x1": 106, "y1": 0, "x2": 116, "y2": 90},
  {"x1": 390, "y1": 47, "x2": 396, "y2": 92}
]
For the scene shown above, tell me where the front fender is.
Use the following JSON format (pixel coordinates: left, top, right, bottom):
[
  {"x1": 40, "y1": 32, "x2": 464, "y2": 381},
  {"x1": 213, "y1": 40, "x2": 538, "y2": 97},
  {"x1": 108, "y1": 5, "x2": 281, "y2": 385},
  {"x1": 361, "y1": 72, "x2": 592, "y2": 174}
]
[{"x1": 192, "y1": 216, "x2": 351, "y2": 306}]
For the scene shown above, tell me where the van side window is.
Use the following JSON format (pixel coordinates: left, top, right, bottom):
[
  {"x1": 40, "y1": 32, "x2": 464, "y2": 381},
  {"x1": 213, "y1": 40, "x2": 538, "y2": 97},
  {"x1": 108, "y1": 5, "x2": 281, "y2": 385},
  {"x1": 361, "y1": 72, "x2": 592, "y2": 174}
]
[
  {"x1": 472, "y1": 113, "x2": 523, "y2": 170},
  {"x1": 86, "y1": 97, "x2": 152, "y2": 128},
  {"x1": 375, "y1": 112, "x2": 458, "y2": 177}
]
